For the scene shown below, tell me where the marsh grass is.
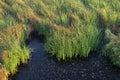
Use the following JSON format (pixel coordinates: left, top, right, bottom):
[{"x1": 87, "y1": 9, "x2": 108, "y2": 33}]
[
  {"x1": 0, "y1": 25, "x2": 30, "y2": 75},
  {"x1": 0, "y1": 0, "x2": 119, "y2": 79},
  {"x1": 85, "y1": 0, "x2": 120, "y2": 67},
  {"x1": 45, "y1": 24, "x2": 101, "y2": 60},
  {"x1": 103, "y1": 29, "x2": 120, "y2": 67},
  {"x1": 32, "y1": 0, "x2": 101, "y2": 60}
]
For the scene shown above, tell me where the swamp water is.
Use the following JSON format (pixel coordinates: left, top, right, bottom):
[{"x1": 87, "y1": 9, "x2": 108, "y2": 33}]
[{"x1": 10, "y1": 39, "x2": 120, "y2": 80}]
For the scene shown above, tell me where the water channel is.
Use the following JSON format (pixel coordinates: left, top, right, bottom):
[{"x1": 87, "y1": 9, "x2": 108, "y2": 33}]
[{"x1": 10, "y1": 38, "x2": 120, "y2": 80}]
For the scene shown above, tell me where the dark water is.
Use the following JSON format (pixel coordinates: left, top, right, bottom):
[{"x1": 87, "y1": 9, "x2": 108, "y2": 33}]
[{"x1": 10, "y1": 39, "x2": 120, "y2": 80}]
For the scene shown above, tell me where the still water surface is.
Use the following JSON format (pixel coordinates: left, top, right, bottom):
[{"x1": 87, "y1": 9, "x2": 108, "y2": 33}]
[{"x1": 10, "y1": 39, "x2": 120, "y2": 80}]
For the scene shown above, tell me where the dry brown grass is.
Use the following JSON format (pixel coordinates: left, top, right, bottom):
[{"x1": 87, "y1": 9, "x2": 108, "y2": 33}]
[
  {"x1": 0, "y1": 25, "x2": 24, "y2": 45},
  {"x1": 16, "y1": 0, "x2": 25, "y2": 5},
  {"x1": 0, "y1": 69, "x2": 7, "y2": 80},
  {"x1": 53, "y1": 24, "x2": 71, "y2": 33},
  {"x1": 1, "y1": 51, "x2": 8, "y2": 61}
]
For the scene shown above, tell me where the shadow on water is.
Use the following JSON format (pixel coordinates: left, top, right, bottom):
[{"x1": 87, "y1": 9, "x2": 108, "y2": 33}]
[{"x1": 9, "y1": 32, "x2": 120, "y2": 80}]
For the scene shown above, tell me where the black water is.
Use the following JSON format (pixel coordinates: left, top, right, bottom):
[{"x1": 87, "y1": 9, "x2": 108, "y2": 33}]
[{"x1": 10, "y1": 39, "x2": 120, "y2": 80}]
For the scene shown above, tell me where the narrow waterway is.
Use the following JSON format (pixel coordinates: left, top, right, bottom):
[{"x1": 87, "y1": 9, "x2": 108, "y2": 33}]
[{"x1": 10, "y1": 39, "x2": 120, "y2": 80}]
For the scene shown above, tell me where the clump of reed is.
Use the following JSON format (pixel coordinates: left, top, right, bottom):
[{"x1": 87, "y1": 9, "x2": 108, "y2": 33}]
[
  {"x1": 34, "y1": 0, "x2": 101, "y2": 60},
  {"x1": 103, "y1": 29, "x2": 120, "y2": 67},
  {"x1": 45, "y1": 24, "x2": 100, "y2": 60},
  {"x1": 86, "y1": 0, "x2": 120, "y2": 67},
  {"x1": 87, "y1": 0, "x2": 120, "y2": 27},
  {"x1": 0, "y1": 25, "x2": 30, "y2": 75}
]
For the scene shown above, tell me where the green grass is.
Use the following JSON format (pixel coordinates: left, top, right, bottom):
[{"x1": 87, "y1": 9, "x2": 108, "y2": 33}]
[
  {"x1": 28, "y1": 0, "x2": 102, "y2": 60},
  {"x1": 45, "y1": 24, "x2": 100, "y2": 60},
  {"x1": 0, "y1": 25, "x2": 30, "y2": 75},
  {"x1": 0, "y1": 0, "x2": 120, "y2": 79},
  {"x1": 103, "y1": 29, "x2": 120, "y2": 67}
]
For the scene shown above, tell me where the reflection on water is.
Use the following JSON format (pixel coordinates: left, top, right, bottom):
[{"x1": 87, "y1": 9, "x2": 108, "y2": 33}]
[{"x1": 10, "y1": 39, "x2": 120, "y2": 80}]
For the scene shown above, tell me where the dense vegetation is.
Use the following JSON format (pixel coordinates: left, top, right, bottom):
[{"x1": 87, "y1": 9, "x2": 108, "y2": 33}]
[
  {"x1": 0, "y1": 0, "x2": 119, "y2": 79},
  {"x1": 103, "y1": 29, "x2": 120, "y2": 67}
]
